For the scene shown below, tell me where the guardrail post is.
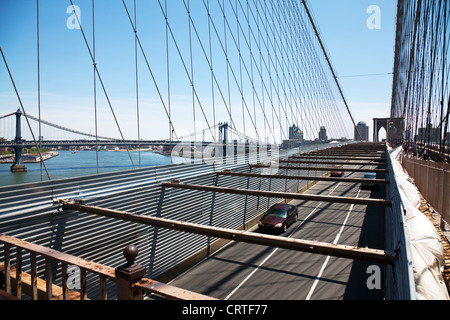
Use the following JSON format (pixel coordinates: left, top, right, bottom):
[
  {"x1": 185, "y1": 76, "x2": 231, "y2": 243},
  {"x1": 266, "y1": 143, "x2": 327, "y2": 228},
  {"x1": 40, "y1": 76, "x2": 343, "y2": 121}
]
[{"x1": 115, "y1": 245, "x2": 146, "y2": 300}]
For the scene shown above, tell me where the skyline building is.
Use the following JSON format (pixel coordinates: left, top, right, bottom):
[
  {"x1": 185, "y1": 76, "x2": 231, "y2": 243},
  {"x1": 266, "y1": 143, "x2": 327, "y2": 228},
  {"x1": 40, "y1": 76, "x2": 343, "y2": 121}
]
[
  {"x1": 319, "y1": 126, "x2": 327, "y2": 142},
  {"x1": 355, "y1": 121, "x2": 369, "y2": 141},
  {"x1": 289, "y1": 124, "x2": 304, "y2": 142}
]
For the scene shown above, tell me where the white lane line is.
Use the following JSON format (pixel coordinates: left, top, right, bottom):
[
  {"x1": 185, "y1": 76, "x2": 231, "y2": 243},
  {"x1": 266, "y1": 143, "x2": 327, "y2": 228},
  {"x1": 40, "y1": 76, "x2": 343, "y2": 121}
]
[
  {"x1": 224, "y1": 182, "x2": 343, "y2": 300},
  {"x1": 305, "y1": 187, "x2": 362, "y2": 300}
]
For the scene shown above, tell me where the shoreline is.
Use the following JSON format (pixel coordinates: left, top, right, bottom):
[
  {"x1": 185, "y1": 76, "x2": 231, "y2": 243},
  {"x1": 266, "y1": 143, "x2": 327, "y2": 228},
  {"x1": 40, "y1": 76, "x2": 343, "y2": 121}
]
[{"x1": 0, "y1": 151, "x2": 59, "y2": 163}]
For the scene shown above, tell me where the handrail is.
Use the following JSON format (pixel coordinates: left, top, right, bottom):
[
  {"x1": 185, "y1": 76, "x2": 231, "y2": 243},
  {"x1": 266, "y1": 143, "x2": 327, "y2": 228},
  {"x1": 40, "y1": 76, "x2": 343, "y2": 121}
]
[
  {"x1": 0, "y1": 233, "x2": 115, "y2": 300},
  {"x1": 0, "y1": 233, "x2": 217, "y2": 300}
]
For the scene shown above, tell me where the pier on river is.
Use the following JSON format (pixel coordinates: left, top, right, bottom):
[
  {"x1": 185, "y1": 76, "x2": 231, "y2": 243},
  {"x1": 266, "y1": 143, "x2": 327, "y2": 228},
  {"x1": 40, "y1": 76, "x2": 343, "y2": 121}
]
[{"x1": 0, "y1": 151, "x2": 59, "y2": 164}]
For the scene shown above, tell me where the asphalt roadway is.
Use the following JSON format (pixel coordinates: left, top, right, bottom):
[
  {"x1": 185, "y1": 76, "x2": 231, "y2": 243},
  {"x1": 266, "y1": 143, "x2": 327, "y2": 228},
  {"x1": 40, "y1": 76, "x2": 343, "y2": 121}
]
[{"x1": 168, "y1": 162, "x2": 387, "y2": 300}]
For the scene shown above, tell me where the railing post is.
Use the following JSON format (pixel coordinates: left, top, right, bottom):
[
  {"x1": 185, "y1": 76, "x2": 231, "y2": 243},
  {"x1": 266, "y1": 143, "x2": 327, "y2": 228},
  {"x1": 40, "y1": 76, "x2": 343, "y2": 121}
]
[{"x1": 115, "y1": 245, "x2": 146, "y2": 300}]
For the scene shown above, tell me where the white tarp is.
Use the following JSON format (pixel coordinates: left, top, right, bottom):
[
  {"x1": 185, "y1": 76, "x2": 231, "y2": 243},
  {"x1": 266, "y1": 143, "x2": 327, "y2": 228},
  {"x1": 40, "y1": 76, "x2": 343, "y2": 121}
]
[{"x1": 389, "y1": 146, "x2": 449, "y2": 300}]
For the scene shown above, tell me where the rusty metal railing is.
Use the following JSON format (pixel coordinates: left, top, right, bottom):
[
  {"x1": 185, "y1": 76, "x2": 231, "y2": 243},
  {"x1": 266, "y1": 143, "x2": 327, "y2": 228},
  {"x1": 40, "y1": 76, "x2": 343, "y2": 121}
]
[
  {"x1": 0, "y1": 233, "x2": 215, "y2": 300},
  {"x1": 401, "y1": 158, "x2": 450, "y2": 225},
  {"x1": 0, "y1": 233, "x2": 115, "y2": 300}
]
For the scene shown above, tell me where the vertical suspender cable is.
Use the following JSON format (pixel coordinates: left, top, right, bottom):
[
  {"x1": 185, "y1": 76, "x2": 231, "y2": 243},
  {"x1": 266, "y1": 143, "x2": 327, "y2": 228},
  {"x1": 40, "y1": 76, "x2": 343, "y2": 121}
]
[
  {"x1": 440, "y1": 0, "x2": 448, "y2": 158},
  {"x1": 246, "y1": 1, "x2": 256, "y2": 140},
  {"x1": 207, "y1": 0, "x2": 217, "y2": 141},
  {"x1": 165, "y1": 0, "x2": 172, "y2": 155},
  {"x1": 301, "y1": 0, "x2": 362, "y2": 141},
  {"x1": 135, "y1": 0, "x2": 141, "y2": 168},
  {"x1": 223, "y1": 0, "x2": 233, "y2": 143},
  {"x1": 69, "y1": 0, "x2": 135, "y2": 169},
  {"x1": 37, "y1": 0, "x2": 43, "y2": 181},
  {"x1": 188, "y1": 0, "x2": 196, "y2": 143},
  {"x1": 236, "y1": 0, "x2": 246, "y2": 139},
  {"x1": 121, "y1": 0, "x2": 181, "y2": 143},
  {"x1": 442, "y1": 29, "x2": 450, "y2": 156},
  {"x1": 92, "y1": 0, "x2": 99, "y2": 174},
  {"x1": 0, "y1": 46, "x2": 51, "y2": 181},
  {"x1": 402, "y1": 0, "x2": 422, "y2": 128}
]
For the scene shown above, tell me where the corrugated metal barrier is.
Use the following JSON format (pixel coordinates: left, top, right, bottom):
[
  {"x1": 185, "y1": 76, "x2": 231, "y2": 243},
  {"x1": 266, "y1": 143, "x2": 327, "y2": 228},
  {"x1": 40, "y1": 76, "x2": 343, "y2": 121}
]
[
  {"x1": 0, "y1": 143, "x2": 340, "y2": 299},
  {"x1": 385, "y1": 148, "x2": 416, "y2": 300}
]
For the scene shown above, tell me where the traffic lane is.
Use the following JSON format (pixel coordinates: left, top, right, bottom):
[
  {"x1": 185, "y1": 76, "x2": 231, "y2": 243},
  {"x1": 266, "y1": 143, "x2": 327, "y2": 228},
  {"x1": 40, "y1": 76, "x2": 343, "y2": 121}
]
[
  {"x1": 223, "y1": 172, "x2": 386, "y2": 300},
  {"x1": 166, "y1": 199, "x2": 355, "y2": 300},
  {"x1": 342, "y1": 181, "x2": 386, "y2": 299},
  {"x1": 168, "y1": 171, "x2": 385, "y2": 299},
  {"x1": 166, "y1": 180, "x2": 353, "y2": 295},
  {"x1": 285, "y1": 176, "x2": 366, "y2": 244},
  {"x1": 313, "y1": 201, "x2": 386, "y2": 300},
  {"x1": 223, "y1": 250, "x2": 341, "y2": 300},
  {"x1": 228, "y1": 193, "x2": 370, "y2": 300},
  {"x1": 288, "y1": 176, "x2": 386, "y2": 300},
  {"x1": 171, "y1": 206, "x2": 350, "y2": 298},
  {"x1": 298, "y1": 204, "x2": 385, "y2": 300},
  {"x1": 168, "y1": 236, "x2": 288, "y2": 298}
]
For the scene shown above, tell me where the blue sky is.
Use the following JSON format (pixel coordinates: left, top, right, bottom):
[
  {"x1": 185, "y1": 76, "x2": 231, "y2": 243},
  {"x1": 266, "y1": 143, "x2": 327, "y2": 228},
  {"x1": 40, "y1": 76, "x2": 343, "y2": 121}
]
[
  {"x1": 308, "y1": 0, "x2": 397, "y2": 140},
  {"x1": 0, "y1": 0, "x2": 396, "y2": 142}
]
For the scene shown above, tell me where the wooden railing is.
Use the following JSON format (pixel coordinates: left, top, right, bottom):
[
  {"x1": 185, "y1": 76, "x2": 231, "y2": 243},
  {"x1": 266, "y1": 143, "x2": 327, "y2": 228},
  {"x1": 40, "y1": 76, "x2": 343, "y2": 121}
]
[{"x1": 0, "y1": 233, "x2": 215, "y2": 300}]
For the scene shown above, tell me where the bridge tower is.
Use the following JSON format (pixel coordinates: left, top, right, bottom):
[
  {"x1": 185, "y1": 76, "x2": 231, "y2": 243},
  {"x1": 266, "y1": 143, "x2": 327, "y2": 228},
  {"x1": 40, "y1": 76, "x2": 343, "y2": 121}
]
[
  {"x1": 11, "y1": 109, "x2": 27, "y2": 172},
  {"x1": 219, "y1": 122, "x2": 229, "y2": 158}
]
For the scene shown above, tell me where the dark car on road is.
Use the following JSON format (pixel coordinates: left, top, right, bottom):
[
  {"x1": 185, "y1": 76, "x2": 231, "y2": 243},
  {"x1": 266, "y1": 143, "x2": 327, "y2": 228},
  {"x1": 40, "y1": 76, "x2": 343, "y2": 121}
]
[
  {"x1": 258, "y1": 203, "x2": 298, "y2": 233},
  {"x1": 361, "y1": 172, "x2": 378, "y2": 189},
  {"x1": 330, "y1": 165, "x2": 344, "y2": 177}
]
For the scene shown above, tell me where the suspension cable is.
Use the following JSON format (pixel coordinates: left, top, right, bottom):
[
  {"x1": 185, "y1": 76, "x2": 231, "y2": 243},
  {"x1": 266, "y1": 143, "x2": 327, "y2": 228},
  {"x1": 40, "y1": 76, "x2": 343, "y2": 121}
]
[
  {"x1": 0, "y1": 46, "x2": 51, "y2": 181},
  {"x1": 301, "y1": 0, "x2": 362, "y2": 141},
  {"x1": 92, "y1": 0, "x2": 99, "y2": 174},
  {"x1": 68, "y1": 0, "x2": 135, "y2": 169}
]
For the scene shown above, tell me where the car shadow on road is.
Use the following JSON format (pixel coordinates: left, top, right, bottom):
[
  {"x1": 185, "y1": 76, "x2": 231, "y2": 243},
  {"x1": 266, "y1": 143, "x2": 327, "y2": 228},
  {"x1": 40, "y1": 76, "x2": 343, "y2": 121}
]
[{"x1": 343, "y1": 176, "x2": 386, "y2": 300}]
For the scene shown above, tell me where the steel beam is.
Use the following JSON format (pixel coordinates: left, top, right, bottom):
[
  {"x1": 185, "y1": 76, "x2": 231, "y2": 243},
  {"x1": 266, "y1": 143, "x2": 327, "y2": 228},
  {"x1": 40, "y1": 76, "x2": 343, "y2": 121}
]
[
  {"x1": 301, "y1": 153, "x2": 385, "y2": 157},
  {"x1": 59, "y1": 201, "x2": 395, "y2": 265},
  {"x1": 135, "y1": 279, "x2": 218, "y2": 300},
  {"x1": 290, "y1": 156, "x2": 386, "y2": 161},
  {"x1": 309, "y1": 151, "x2": 385, "y2": 154},
  {"x1": 280, "y1": 159, "x2": 387, "y2": 166},
  {"x1": 217, "y1": 170, "x2": 390, "y2": 185},
  {"x1": 161, "y1": 181, "x2": 391, "y2": 207},
  {"x1": 250, "y1": 164, "x2": 388, "y2": 173}
]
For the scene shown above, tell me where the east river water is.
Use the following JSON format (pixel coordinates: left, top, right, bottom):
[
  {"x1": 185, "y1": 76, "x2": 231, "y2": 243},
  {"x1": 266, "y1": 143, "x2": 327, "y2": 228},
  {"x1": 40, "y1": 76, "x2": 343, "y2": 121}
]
[{"x1": 0, "y1": 150, "x2": 185, "y2": 187}]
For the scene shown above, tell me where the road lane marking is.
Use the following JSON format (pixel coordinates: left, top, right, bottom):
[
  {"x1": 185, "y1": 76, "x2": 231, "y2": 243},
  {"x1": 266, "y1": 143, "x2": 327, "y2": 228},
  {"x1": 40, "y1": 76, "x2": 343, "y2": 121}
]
[
  {"x1": 305, "y1": 187, "x2": 362, "y2": 300},
  {"x1": 224, "y1": 182, "x2": 343, "y2": 300},
  {"x1": 225, "y1": 163, "x2": 365, "y2": 300}
]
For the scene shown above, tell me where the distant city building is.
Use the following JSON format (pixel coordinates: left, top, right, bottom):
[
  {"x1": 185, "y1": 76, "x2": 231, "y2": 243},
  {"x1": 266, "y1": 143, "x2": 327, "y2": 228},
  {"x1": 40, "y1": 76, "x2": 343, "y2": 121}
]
[
  {"x1": 0, "y1": 138, "x2": 7, "y2": 153},
  {"x1": 415, "y1": 121, "x2": 441, "y2": 144},
  {"x1": 355, "y1": 121, "x2": 369, "y2": 141},
  {"x1": 282, "y1": 124, "x2": 304, "y2": 149},
  {"x1": 289, "y1": 124, "x2": 303, "y2": 142},
  {"x1": 319, "y1": 126, "x2": 327, "y2": 142}
]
